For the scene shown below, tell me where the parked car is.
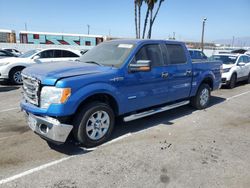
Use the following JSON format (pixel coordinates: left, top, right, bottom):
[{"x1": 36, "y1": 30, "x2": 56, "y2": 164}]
[
  {"x1": 21, "y1": 40, "x2": 222, "y2": 147},
  {"x1": 0, "y1": 49, "x2": 17, "y2": 59},
  {"x1": 210, "y1": 54, "x2": 250, "y2": 88},
  {"x1": 0, "y1": 48, "x2": 81, "y2": 84},
  {"x1": 188, "y1": 49, "x2": 208, "y2": 61},
  {"x1": 3, "y1": 48, "x2": 22, "y2": 56},
  {"x1": 245, "y1": 51, "x2": 250, "y2": 56}
]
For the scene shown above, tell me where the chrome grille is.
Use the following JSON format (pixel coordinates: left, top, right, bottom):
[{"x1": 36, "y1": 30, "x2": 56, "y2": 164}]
[{"x1": 22, "y1": 74, "x2": 40, "y2": 105}]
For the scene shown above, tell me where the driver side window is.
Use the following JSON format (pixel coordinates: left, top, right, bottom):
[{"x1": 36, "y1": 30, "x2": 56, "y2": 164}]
[
  {"x1": 238, "y1": 56, "x2": 244, "y2": 63},
  {"x1": 132, "y1": 44, "x2": 164, "y2": 67}
]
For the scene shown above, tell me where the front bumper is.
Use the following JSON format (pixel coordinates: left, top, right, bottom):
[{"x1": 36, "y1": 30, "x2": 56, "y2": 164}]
[
  {"x1": 24, "y1": 112, "x2": 73, "y2": 144},
  {"x1": 0, "y1": 68, "x2": 9, "y2": 80},
  {"x1": 221, "y1": 72, "x2": 231, "y2": 85}
]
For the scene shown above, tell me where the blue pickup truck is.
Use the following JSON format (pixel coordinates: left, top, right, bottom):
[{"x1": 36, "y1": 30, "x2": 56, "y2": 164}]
[{"x1": 21, "y1": 40, "x2": 222, "y2": 147}]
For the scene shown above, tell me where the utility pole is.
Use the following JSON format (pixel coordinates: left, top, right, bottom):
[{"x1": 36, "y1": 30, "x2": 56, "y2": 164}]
[
  {"x1": 87, "y1": 24, "x2": 90, "y2": 35},
  {"x1": 25, "y1": 22, "x2": 27, "y2": 31},
  {"x1": 201, "y1": 18, "x2": 207, "y2": 52},
  {"x1": 232, "y1": 36, "x2": 235, "y2": 48}
]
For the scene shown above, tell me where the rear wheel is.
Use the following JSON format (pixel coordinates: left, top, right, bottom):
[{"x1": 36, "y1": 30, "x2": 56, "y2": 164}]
[
  {"x1": 228, "y1": 74, "x2": 237, "y2": 89},
  {"x1": 73, "y1": 102, "x2": 115, "y2": 148},
  {"x1": 191, "y1": 84, "x2": 211, "y2": 110},
  {"x1": 9, "y1": 67, "x2": 24, "y2": 85}
]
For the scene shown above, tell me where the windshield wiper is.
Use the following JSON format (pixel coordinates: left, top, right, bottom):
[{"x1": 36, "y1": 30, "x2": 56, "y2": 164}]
[{"x1": 84, "y1": 61, "x2": 102, "y2": 66}]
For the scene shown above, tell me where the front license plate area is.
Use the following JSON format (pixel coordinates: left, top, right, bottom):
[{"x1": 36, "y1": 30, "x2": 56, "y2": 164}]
[{"x1": 28, "y1": 114, "x2": 37, "y2": 131}]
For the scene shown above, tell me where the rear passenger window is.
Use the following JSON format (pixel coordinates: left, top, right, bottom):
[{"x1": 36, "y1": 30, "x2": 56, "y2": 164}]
[
  {"x1": 54, "y1": 50, "x2": 62, "y2": 58},
  {"x1": 165, "y1": 44, "x2": 187, "y2": 64},
  {"x1": 39, "y1": 50, "x2": 54, "y2": 58},
  {"x1": 61, "y1": 50, "x2": 79, "y2": 57},
  {"x1": 134, "y1": 44, "x2": 164, "y2": 67}
]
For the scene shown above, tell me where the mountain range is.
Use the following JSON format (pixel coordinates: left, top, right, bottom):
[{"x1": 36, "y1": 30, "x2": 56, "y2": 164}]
[{"x1": 213, "y1": 37, "x2": 250, "y2": 47}]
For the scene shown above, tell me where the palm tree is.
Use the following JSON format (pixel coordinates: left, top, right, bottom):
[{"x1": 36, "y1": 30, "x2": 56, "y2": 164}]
[
  {"x1": 147, "y1": 0, "x2": 164, "y2": 39},
  {"x1": 134, "y1": 0, "x2": 143, "y2": 39},
  {"x1": 137, "y1": 0, "x2": 143, "y2": 38},
  {"x1": 142, "y1": 0, "x2": 150, "y2": 39},
  {"x1": 134, "y1": 0, "x2": 138, "y2": 38}
]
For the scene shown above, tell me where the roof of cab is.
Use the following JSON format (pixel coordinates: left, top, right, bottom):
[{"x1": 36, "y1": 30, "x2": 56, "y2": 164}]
[{"x1": 105, "y1": 39, "x2": 185, "y2": 45}]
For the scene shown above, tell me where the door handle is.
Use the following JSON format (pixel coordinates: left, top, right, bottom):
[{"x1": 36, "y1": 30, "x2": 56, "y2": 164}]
[
  {"x1": 186, "y1": 70, "x2": 192, "y2": 76},
  {"x1": 161, "y1": 72, "x2": 169, "y2": 79}
]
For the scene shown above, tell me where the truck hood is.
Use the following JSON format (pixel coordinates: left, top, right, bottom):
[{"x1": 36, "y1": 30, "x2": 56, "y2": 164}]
[{"x1": 22, "y1": 61, "x2": 113, "y2": 85}]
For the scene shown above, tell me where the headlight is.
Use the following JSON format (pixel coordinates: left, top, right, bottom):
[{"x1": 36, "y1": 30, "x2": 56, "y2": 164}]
[
  {"x1": 223, "y1": 68, "x2": 231, "y2": 73},
  {"x1": 0, "y1": 62, "x2": 10, "y2": 66},
  {"x1": 40, "y1": 86, "x2": 71, "y2": 109}
]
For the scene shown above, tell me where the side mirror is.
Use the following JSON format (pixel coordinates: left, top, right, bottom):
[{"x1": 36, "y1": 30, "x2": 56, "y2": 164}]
[
  {"x1": 129, "y1": 60, "x2": 151, "y2": 72},
  {"x1": 33, "y1": 55, "x2": 40, "y2": 60},
  {"x1": 238, "y1": 62, "x2": 245, "y2": 66}
]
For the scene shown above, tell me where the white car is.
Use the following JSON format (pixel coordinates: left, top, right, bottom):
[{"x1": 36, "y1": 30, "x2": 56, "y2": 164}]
[
  {"x1": 211, "y1": 54, "x2": 250, "y2": 88},
  {"x1": 0, "y1": 48, "x2": 81, "y2": 84},
  {"x1": 3, "y1": 48, "x2": 22, "y2": 56}
]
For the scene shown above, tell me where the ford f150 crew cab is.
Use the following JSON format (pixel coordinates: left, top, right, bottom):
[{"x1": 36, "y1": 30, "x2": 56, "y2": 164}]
[{"x1": 20, "y1": 40, "x2": 222, "y2": 147}]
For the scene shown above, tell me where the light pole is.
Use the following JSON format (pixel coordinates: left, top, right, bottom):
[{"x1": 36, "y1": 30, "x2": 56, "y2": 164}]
[
  {"x1": 201, "y1": 18, "x2": 207, "y2": 52},
  {"x1": 87, "y1": 24, "x2": 90, "y2": 35}
]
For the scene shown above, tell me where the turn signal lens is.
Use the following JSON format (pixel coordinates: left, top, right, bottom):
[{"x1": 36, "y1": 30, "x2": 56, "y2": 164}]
[{"x1": 60, "y1": 88, "x2": 71, "y2": 103}]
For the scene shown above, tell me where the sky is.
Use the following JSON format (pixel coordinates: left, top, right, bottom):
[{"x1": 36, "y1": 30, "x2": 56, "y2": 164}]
[{"x1": 0, "y1": 0, "x2": 250, "y2": 43}]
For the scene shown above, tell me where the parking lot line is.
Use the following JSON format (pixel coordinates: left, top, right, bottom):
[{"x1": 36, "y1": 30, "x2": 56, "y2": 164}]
[
  {"x1": 0, "y1": 135, "x2": 18, "y2": 141},
  {"x1": 0, "y1": 156, "x2": 73, "y2": 185},
  {"x1": 0, "y1": 107, "x2": 19, "y2": 113},
  {"x1": 226, "y1": 90, "x2": 250, "y2": 101},
  {"x1": 103, "y1": 133, "x2": 132, "y2": 146}
]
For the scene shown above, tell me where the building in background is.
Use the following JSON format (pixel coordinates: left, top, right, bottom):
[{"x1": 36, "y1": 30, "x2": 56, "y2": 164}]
[
  {"x1": 19, "y1": 31, "x2": 105, "y2": 46},
  {"x1": 0, "y1": 29, "x2": 16, "y2": 43}
]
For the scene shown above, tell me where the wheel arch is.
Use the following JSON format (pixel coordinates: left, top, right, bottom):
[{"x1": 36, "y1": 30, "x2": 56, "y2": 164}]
[
  {"x1": 200, "y1": 77, "x2": 213, "y2": 91},
  {"x1": 8, "y1": 66, "x2": 26, "y2": 78},
  {"x1": 75, "y1": 93, "x2": 119, "y2": 116},
  {"x1": 231, "y1": 72, "x2": 237, "y2": 79}
]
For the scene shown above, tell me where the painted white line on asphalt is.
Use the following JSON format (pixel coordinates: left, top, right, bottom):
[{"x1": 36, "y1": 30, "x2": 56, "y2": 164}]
[
  {"x1": 0, "y1": 135, "x2": 17, "y2": 141},
  {"x1": 0, "y1": 107, "x2": 19, "y2": 113},
  {"x1": 226, "y1": 90, "x2": 250, "y2": 101},
  {"x1": 0, "y1": 133, "x2": 133, "y2": 185},
  {"x1": 103, "y1": 133, "x2": 132, "y2": 146},
  {"x1": 0, "y1": 156, "x2": 72, "y2": 185}
]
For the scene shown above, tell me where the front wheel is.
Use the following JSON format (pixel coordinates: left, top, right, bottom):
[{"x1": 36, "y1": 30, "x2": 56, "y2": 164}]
[
  {"x1": 9, "y1": 67, "x2": 24, "y2": 85},
  {"x1": 228, "y1": 74, "x2": 237, "y2": 89},
  {"x1": 191, "y1": 84, "x2": 211, "y2": 110},
  {"x1": 73, "y1": 102, "x2": 115, "y2": 148}
]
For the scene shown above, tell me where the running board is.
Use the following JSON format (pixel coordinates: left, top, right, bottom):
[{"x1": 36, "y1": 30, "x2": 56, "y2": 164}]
[{"x1": 123, "y1": 100, "x2": 190, "y2": 122}]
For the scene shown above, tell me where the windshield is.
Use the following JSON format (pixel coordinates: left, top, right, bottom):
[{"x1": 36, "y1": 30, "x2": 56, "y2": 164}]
[
  {"x1": 210, "y1": 55, "x2": 237, "y2": 64},
  {"x1": 19, "y1": 50, "x2": 39, "y2": 58},
  {"x1": 79, "y1": 42, "x2": 135, "y2": 67}
]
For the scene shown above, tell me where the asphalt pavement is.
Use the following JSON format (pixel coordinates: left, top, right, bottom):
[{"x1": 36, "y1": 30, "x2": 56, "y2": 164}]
[{"x1": 0, "y1": 82, "x2": 250, "y2": 188}]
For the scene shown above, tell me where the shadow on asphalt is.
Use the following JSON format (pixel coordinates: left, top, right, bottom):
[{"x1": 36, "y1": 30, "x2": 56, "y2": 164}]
[
  {"x1": 49, "y1": 95, "x2": 226, "y2": 155},
  {"x1": 0, "y1": 86, "x2": 20, "y2": 92},
  {"x1": 47, "y1": 141, "x2": 92, "y2": 155},
  {"x1": 220, "y1": 80, "x2": 249, "y2": 89}
]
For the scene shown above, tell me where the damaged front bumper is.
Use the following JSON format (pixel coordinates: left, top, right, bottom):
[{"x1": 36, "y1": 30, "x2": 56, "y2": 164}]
[{"x1": 24, "y1": 112, "x2": 73, "y2": 144}]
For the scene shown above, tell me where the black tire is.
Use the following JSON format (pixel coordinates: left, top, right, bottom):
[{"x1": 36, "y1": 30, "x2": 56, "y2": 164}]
[
  {"x1": 247, "y1": 73, "x2": 250, "y2": 84},
  {"x1": 191, "y1": 84, "x2": 211, "y2": 110},
  {"x1": 228, "y1": 74, "x2": 237, "y2": 89},
  {"x1": 73, "y1": 102, "x2": 115, "y2": 148},
  {"x1": 9, "y1": 67, "x2": 24, "y2": 85}
]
